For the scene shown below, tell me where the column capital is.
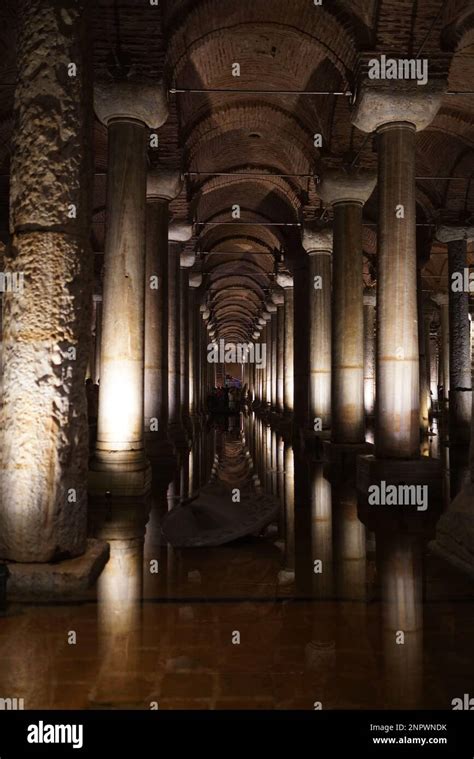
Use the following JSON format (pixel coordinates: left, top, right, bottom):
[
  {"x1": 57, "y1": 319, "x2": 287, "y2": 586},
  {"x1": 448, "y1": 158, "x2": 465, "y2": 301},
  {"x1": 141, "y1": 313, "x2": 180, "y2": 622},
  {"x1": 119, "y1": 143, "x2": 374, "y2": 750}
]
[
  {"x1": 351, "y1": 59, "x2": 445, "y2": 133},
  {"x1": 302, "y1": 221, "x2": 333, "y2": 254},
  {"x1": 318, "y1": 168, "x2": 376, "y2": 206},
  {"x1": 94, "y1": 80, "x2": 169, "y2": 129},
  {"x1": 363, "y1": 289, "x2": 376, "y2": 306},
  {"x1": 276, "y1": 272, "x2": 294, "y2": 289},
  {"x1": 436, "y1": 225, "x2": 474, "y2": 244},
  {"x1": 169, "y1": 221, "x2": 193, "y2": 243},
  {"x1": 270, "y1": 289, "x2": 285, "y2": 306},
  {"x1": 258, "y1": 317, "x2": 267, "y2": 327},
  {"x1": 180, "y1": 250, "x2": 195, "y2": 268},
  {"x1": 262, "y1": 312, "x2": 272, "y2": 322},
  {"x1": 265, "y1": 302, "x2": 277, "y2": 314},
  {"x1": 147, "y1": 170, "x2": 183, "y2": 202},
  {"x1": 189, "y1": 273, "x2": 202, "y2": 288},
  {"x1": 252, "y1": 331, "x2": 260, "y2": 340},
  {"x1": 433, "y1": 292, "x2": 449, "y2": 306}
]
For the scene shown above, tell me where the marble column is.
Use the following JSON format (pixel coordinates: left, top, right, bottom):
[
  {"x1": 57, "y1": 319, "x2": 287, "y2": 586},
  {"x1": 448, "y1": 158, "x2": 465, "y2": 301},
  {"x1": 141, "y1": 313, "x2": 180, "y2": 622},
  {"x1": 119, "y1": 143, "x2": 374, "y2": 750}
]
[
  {"x1": 189, "y1": 274, "x2": 203, "y2": 420},
  {"x1": 277, "y1": 272, "x2": 294, "y2": 414},
  {"x1": 440, "y1": 228, "x2": 472, "y2": 444},
  {"x1": 168, "y1": 224, "x2": 192, "y2": 445},
  {"x1": 1, "y1": 0, "x2": 93, "y2": 561},
  {"x1": 267, "y1": 302, "x2": 277, "y2": 408},
  {"x1": 418, "y1": 275, "x2": 431, "y2": 438},
  {"x1": 272, "y1": 289, "x2": 285, "y2": 412},
  {"x1": 352, "y1": 84, "x2": 443, "y2": 458},
  {"x1": 302, "y1": 223, "x2": 332, "y2": 430},
  {"x1": 363, "y1": 289, "x2": 376, "y2": 421},
  {"x1": 90, "y1": 83, "x2": 168, "y2": 496},
  {"x1": 179, "y1": 241, "x2": 195, "y2": 434},
  {"x1": 319, "y1": 169, "x2": 376, "y2": 444},
  {"x1": 433, "y1": 292, "x2": 450, "y2": 409},
  {"x1": 93, "y1": 295, "x2": 102, "y2": 385},
  {"x1": 144, "y1": 171, "x2": 183, "y2": 457}
]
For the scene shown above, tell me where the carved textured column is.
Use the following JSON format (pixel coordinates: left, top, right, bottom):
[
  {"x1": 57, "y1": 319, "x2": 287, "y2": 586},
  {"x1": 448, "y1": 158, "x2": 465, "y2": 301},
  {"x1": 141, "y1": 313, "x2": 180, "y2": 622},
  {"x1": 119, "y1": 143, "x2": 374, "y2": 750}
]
[{"x1": 1, "y1": 0, "x2": 93, "y2": 561}]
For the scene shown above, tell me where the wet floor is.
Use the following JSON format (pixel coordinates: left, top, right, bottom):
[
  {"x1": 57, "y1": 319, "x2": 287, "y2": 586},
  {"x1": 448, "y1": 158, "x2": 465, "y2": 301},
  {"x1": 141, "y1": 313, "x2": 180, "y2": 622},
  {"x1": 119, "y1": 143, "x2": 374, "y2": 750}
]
[{"x1": 1, "y1": 411, "x2": 474, "y2": 710}]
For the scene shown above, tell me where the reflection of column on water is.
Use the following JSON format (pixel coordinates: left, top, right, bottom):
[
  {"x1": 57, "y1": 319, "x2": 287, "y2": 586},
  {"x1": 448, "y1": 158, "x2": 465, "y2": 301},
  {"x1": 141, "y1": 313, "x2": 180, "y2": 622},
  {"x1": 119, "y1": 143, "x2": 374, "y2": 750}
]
[
  {"x1": 278, "y1": 443, "x2": 295, "y2": 586},
  {"x1": 166, "y1": 476, "x2": 180, "y2": 595},
  {"x1": 334, "y1": 484, "x2": 367, "y2": 600},
  {"x1": 277, "y1": 435, "x2": 285, "y2": 538},
  {"x1": 90, "y1": 498, "x2": 147, "y2": 707},
  {"x1": 377, "y1": 531, "x2": 423, "y2": 709},
  {"x1": 305, "y1": 461, "x2": 336, "y2": 680}
]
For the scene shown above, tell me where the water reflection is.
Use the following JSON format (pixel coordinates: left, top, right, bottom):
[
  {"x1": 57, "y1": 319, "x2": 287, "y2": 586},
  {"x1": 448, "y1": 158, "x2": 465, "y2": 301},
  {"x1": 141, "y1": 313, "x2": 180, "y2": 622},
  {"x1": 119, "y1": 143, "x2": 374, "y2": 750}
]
[{"x1": 2, "y1": 410, "x2": 474, "y2": 709}]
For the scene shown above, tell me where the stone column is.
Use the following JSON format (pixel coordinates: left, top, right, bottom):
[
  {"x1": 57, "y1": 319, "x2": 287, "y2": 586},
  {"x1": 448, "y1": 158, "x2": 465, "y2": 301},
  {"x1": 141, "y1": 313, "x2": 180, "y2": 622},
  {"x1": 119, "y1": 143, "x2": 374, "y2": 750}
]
[
  {"x1": 319, "y1": 169, "x2": 376, "y2": 444},
  {"x1": 267, "y1": 303, "x2": 277, "y2": 408},
  {"x1": 423, "y1": 300, "x2": 434, "y2": 424},
  {"x1": 277, "y1": 272, "x2": 294, "y2": 414},
  {"x1": 418, "y1": 273, "x2": 430, "y2": 437},
  {"x1": 363, "y1": 289, "x2": 376, "y2": 421},
  {"x1": 439, "y1": 227, "x2": 473, "y2": 444},
  {"x1": 352, "y1": 84, "x2": 443, "y2": 458},
  {"x1": 189, "y1": 274, "x2": 203, "y2": 420},
  {"x1": 90, "y1": 83, "x2": 168, "y2": 497},
  {"x1": 144, "y1": 172, "x2": 183, "y2": 457},
  {"x1": 271, "y1": 289, "x2": 285, "y2": 412},
  {"x1": 302, "y1": 223, "x2": 332, "y2": 430},
  {"x1": 293, "y1": 254, "x2": 310, "y2": 430},
  {"x1": 1, "y1": 0, "x2": 93, "y2": 561},
  {"x1": 168, "y1": 224, "x2": 192, "y2": 445},
  {"x1": 179, "y1": 240, "x2": 195, "y2": 434},
  {"x1": 433, "y1": 292, "x2": 450, "y2": 409},
  {"x1": 93, "y1": 294, "x2": 102, "y2": 385},
  {"x1": 262, "y1": 314, "x2": 271, "y2": 405}
]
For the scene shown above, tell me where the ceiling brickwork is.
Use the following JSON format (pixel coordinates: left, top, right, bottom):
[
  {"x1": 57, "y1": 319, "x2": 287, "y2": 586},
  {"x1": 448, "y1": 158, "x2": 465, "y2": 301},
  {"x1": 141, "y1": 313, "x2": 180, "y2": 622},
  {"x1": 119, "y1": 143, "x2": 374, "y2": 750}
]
[{"x1": 0, "y1": 0, "x2": 472, "y2": 339}]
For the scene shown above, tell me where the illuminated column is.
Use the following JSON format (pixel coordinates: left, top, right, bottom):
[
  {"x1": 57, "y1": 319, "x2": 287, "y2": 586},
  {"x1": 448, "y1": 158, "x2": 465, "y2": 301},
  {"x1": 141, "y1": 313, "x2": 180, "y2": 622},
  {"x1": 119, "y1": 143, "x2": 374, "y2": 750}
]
[
  {"x1": 144, "y1": 171, "x2": 183, "y2": 455},
  {"x1": 90, "y1": 83, "x2": 168, "y2": 496},
  {"x1": 277, "y1": 273, "x2": 294, "y2": 414},
  {"x1": 262, "y1": 314, "x2": 271, "y2": 404},
  {"x1": 189, "y1": 274, "x2": 202, "y2": 419},
  {"x1": 267, "y1": 303, "x2": 277, "y2": 408},
  {"x1": 1, "y1": 0, "x2": 93, "y2": 561},
  {"x1": 363, "y1": 289, "x2": 376, "y2": 420},
  {"x1": 302, "y1": 223, "x2": 332, "y2": 430},
  {"x1": 272, "y1": 289, "x2": 285, "y2": 412},
  {"x1": 439, "y1": 228, "x2": 473, "y2": 444},
  {"x1": 352, "y1": 83, "x2": 443, "y2": 458},
  {"x1": 418, "y1": 268, "x2": 430, "y2": 438},
  {"x1": 93, "y1": 294, "x2": 102, "y2": 384},
  {"x1": 179, "y1": 241, "x2": 195, "y2": 431},
  {"x1": 168, "y1": 223, "x2": 192, "y2": 445},
  {"x1": 423, "y1": 299, "x2": 434, "y2": 426},
  {"x1": 433, "y1": 292, "x2": 449, "y2": 404},
  {"x1": 319, "y1": 169, "x2": 376, "y2": 444}
]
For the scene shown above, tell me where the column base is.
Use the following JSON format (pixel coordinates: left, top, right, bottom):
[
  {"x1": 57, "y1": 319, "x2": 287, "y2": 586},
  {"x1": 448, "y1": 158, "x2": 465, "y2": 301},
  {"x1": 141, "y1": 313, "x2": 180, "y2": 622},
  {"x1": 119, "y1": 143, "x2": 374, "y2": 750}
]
[
  {"x1": 88, "y1": 459, "x2": 152, "y2": 498},
  {"x1": 429, "y1": 482, "x2": 474, "y2": 579},
  {"x1": 5, "y1": 539, "x2": 110, "y2": 601},
  {"x1": 323, "y1": 440, "x2": 373, "y2": 485},
  {"x1": 356, "y1": 455, "x2": 442, "y2": 533}
]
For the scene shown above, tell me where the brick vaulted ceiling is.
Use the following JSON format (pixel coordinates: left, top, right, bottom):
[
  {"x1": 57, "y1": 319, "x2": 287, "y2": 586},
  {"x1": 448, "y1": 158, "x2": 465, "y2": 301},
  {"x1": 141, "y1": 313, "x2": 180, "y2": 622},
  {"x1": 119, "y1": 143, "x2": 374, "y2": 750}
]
[{"x1": 0, "y1": 0, "x2": 473, "y2": 341}]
